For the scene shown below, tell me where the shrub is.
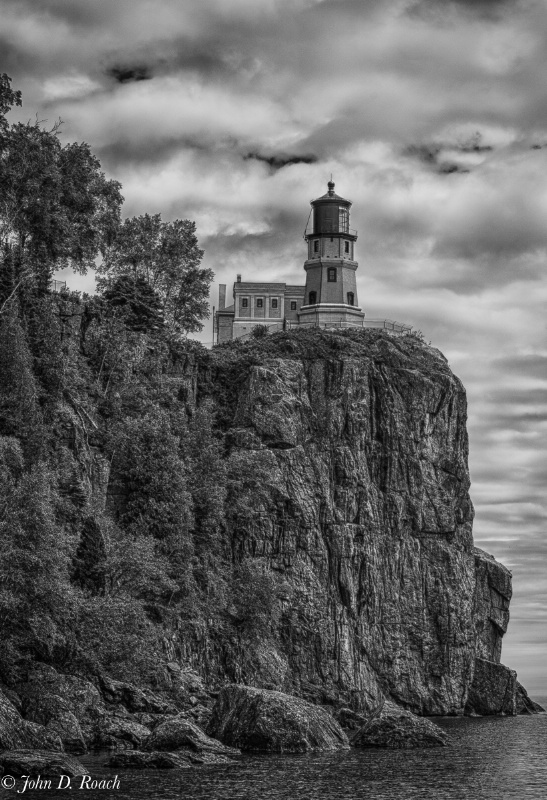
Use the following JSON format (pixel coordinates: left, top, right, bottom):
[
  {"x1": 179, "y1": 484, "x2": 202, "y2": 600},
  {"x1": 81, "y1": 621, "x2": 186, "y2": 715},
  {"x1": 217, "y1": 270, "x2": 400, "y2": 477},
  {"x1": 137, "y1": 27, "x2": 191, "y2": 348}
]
[{"x1": 250, "y1": 324, "x2": 269, "y2": 339}]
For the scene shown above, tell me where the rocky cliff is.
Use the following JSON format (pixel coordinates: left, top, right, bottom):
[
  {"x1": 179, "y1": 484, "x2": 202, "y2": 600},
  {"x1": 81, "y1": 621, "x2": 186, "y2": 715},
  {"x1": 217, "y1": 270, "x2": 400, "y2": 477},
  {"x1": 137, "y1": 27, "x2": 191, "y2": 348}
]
[
  {"x1": 1, "y1": 299, "x2": 535, "y2": 728},
  {"x1": 173, "y1": 327, "x2": 521, "y2": 716}
]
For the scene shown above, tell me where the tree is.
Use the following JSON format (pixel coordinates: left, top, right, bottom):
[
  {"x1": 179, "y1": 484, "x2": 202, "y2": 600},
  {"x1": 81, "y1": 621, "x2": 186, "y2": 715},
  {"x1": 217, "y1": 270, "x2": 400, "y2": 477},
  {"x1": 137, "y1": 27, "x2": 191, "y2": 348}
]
[
  {"x1": 0, "y1": 437, "x2": 75, "y2": 678},
  {"x1": 182, "y1": 402, "x2": 226, "y2": 556},
  {"x1": 98, "y1": 214, "x2": 213, "y2": 334},
  {"x1": 102, "y1": 274, "x2": 164, "y2": 332},
  {"x1": 109, "y1": 410, "x2": 193, "y2": 542},
  {"x1": 0, "y1": 73, "x2": 21, "y2": 132},
  {"x1": 0, "y1": 118, "x2": 123, "y2": 307},
  {"x1": 74, "y1": 592, "x2": 163, "y2": 684},
  {"x1": 0, "y1": 302, "x2": 44, "y2": 460}
]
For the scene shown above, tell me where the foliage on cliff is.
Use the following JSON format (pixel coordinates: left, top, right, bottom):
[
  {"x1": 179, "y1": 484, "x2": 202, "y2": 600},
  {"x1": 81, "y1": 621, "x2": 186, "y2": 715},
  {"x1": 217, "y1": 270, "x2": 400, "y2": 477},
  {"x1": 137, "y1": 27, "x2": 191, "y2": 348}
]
[
  {"x1": 0, "y1": 289, "x2": 290, "y2": 687},
  {"x1": 0, "y1": 77, "x2": 236, "y2": 687}
]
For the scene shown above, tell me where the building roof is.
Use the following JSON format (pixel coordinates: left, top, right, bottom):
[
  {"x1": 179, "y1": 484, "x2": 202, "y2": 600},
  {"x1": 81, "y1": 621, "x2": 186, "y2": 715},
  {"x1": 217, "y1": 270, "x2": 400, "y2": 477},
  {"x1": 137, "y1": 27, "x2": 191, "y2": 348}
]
[
  {"x1": 312, "y1": 180, "x2": 351, "y2": 206},
  {"x1": 217, "y1": 303, "x2": 234, "y2": 314},
  {"x1": 234, "y1": 282, "x2": 302, "y2": 292}
]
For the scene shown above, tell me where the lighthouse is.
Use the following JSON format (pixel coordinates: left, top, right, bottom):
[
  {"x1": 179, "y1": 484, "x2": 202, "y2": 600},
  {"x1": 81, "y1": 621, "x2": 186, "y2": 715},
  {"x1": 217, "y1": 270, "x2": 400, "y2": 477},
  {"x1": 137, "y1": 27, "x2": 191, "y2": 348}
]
[
  {"x1": 298, "y1": 180, "x2": 365, "y2": 328},
  {"x1": 215, "y1": 180, "x2": 410, "y2": 342}
]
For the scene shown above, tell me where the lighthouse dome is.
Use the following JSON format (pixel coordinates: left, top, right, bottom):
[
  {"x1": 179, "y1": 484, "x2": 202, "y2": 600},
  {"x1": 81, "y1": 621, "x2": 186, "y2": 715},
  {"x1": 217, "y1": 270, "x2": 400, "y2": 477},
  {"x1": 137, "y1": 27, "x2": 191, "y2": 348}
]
[{"x1": 310, "y1": 181, "x2": 353, "y2": 236}]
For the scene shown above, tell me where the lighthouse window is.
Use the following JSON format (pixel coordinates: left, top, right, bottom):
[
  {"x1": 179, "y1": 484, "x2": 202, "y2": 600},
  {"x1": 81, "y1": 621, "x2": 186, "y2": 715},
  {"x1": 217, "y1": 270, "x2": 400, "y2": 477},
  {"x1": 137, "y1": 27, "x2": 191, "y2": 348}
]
[
  {"x1": 327, "y1": 267, "x2": 337, "y2": 282},
  {"x1": 344, "y1": 241, "x2": 350, "y2": 254},
  {"x1": 313, "y1": 240, "x2": 319, "y2": 252},
  {"x1": 339, "y1": 207, "x2": 349, "y2": 232},
  {"x1": 347, "y1": 292, "x2": 354, "y2": 306},
  {"x1": 309, "y1": 291, "x2": 317, "y2": 305}
]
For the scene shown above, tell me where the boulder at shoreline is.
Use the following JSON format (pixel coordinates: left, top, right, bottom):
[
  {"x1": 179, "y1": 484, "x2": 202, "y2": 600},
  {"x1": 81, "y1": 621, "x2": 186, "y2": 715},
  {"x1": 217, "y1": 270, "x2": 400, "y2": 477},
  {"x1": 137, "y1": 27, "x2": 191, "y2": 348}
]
[
  {"x1": 207, "y1": 685, "x2": 349, "y2": 753},
  {"x1": 0, "y1": 750, "x2": 88, "y2": 778},
  {"x1": 144, "y1": 714, "x2": 239, "y2": 756},
  {"x1": 351, "y1": 703, "x2": 448, "y2": 749}
]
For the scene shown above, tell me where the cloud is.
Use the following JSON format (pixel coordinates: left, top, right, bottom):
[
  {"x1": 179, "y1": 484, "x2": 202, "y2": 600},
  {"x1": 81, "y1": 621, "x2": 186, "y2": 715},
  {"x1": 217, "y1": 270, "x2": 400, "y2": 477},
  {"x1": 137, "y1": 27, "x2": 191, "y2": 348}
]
[
  {"x1": 408, "y1": 0, "x2": 526, "y2": 24},
  {"x1": 107, "y1": 65, "x2": 153, "y2": 84},
  {"x1": 493, "y1": 354, "x2": 547, "y2": 379},
  {"x1": 244, "y1": 152, "x2": 318, "y2": 171}
]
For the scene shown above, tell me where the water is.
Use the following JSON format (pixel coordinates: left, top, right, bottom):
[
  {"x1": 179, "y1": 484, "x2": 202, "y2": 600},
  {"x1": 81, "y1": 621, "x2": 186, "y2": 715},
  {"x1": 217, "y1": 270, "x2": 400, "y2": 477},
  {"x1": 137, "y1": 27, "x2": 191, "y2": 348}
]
[{"x1": 32, "y1": 705, "x2": 547, "y2": 800}]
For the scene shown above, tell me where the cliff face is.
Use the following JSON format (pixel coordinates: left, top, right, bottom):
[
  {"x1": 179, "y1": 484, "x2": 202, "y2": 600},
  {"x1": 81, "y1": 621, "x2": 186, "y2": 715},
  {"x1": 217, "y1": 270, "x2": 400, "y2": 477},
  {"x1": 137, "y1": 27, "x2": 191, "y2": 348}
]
[
  {"x1": 189, "y1": 330, "x2": 488, "y2": 715},
  {"x1": 25, "y1": 306, "x2": 523, "y2": 717}
]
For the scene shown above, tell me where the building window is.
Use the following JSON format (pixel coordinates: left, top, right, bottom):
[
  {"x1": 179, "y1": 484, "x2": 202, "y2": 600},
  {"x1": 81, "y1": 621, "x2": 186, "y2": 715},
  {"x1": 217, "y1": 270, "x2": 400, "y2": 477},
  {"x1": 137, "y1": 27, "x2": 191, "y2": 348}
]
[
  {"x1": 313, "y1": 240, "x2": 319, "y2": 252},
  {"x1": 309, "y1": 291, "x2": 317, "y2": 305},
  {"x1": 241, "y1": 298, "x2": 248, "y2": 308},
  {"x1": 256, "y1": 298, "x2": 263, "y2": 308},
  {"x1": 290, "y1": 301, "x2": 297, "y2": 310},
  {"x1": 327, "y1": 268, "x2": 337, "y2": 282},
  {"x1": 344, "y1": 241, "x2": 350, "y2": 254},
  {"x1": 271, "y1": 298, "x2": 278, "y2": 309},
  {"x1": 347, "y1": 292, "x2": 354, "y2": 306},
  {"x1": 339, "y1": 206, "x2": 349, "y2": 232}
]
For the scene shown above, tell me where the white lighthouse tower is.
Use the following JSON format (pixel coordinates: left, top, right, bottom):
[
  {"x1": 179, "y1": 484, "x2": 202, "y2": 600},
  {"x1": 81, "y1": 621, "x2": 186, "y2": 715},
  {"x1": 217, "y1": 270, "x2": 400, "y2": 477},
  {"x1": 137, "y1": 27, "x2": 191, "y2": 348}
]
[{"x1": 298, "y1": 180, "x2": 365, "y2": 328}]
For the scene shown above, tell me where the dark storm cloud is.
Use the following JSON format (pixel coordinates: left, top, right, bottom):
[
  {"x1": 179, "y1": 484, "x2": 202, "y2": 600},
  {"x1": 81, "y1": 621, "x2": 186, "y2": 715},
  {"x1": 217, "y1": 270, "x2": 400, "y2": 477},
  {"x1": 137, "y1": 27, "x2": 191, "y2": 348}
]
[
  {"x1": 101, "y1": 34, "x2": 261, "y2": 89},
  {"x1": 458, "y1": 136, "x2": 494, "y2": 154},
  {"x1": 408, "y1": 0, "x2": 520, "y2": 21},
  {"x1": 404, "y1": 135, "x2": 493, "y2": 169},
  {"x1": 404, "y1": 145, "x2": 470, "y2": 174},
  {"x1": 245, "y1": 152, "x2": 318, "y2": 171},
  {"x1": 107, "y1": 65, "x2": 152, "y2": 84}
]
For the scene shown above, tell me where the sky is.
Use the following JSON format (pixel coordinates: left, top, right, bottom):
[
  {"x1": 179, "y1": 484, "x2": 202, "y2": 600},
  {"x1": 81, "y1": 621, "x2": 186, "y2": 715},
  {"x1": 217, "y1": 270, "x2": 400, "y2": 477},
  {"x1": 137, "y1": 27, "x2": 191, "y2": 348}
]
[{"x1": 2, "y1": 0, "x2": 545, "y2": 694}]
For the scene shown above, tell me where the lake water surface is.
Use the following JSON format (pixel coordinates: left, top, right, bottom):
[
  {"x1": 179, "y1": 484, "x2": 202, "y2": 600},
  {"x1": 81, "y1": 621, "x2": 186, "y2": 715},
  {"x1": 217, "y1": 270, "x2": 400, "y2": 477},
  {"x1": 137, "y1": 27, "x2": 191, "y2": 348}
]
[{"x1": 52, "y1": 703, "x2": 547, "y2": 800}]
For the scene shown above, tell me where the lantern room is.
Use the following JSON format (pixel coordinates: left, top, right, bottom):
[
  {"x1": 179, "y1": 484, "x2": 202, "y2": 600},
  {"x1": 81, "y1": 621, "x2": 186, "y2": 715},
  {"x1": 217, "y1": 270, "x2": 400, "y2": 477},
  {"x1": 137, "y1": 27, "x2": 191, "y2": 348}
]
[{"x1": 305, "y1": 180, "x2": 357, "y2": 261}]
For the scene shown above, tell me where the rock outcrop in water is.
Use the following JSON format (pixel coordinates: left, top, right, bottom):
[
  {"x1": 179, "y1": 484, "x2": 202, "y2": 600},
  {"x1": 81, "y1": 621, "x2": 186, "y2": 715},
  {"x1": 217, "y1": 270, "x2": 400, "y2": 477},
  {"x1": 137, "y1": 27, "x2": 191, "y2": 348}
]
[
  {"x1": 143, "y1": 715, "x2": 239, "y2": 756},
  {"x1": 0, "y1": 750, "x2": 88, "y2": 779},
  {"x1": 464, "y1": 658, "x2": 517, "y2": 716},
  {"x1": 351, "y1": 701, "x2": 448, "y2": 748}
]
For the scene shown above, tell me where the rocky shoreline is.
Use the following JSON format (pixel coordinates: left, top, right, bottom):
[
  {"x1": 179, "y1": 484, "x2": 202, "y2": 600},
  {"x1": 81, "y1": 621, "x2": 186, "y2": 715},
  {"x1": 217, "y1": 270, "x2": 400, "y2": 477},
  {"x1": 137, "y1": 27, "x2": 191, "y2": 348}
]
[{"x1": 1, "y1": 664, "x2": 543, "y2": 777}]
